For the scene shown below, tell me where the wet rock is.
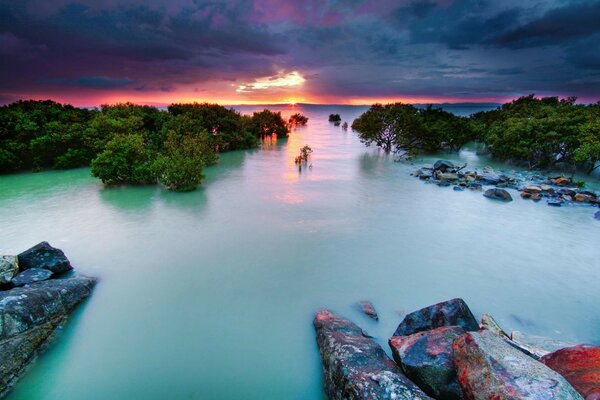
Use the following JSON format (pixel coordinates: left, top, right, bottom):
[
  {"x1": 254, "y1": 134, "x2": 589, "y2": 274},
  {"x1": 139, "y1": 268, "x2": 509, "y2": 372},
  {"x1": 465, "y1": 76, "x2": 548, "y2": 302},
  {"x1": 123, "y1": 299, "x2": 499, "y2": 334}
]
[
  {"x1": 433, "y1": 160, "x2": 455, "y2": 173},
  {"x1": 483, "y1": 188, "x2": 513, "y2": 201},
  {"x1": 477, "y1": 172, "x2": 500, "y2": 185},
  {"x1": 0, "y1": 255, "x2": 19, "y2": 285},
  {"x1": 575, "y1": 193, "x2": 593, "y2": 203},
  {"x1": 531, "y1": 193, "x2": 542, "y2": 201},
  {"x1": 541, "y1": 345, "x2": 600, "y2": 399},
  {"x1": 357, "y1": 300, "x2": 379, "y2": 321},
  {"x1": 10, "y1": 268, "x2": 53, "y2": 287},
  {"x1": 437, "y1": 180, "x2": 451, "y2": 187},
  {"x1": 521, "y1": 192, "x2": 532, "y2": 199},
  {"x1": 480, "y1": 313, "x2": 508, "y2": 337},
  {"x1": 0, "y1": 275, "x2": 96, "y2": 395},
  {"x1": 389, "y1": 326, "x2": 465, "y2": 399},
  {"x1": 524, "y1": 185, "x2": 542, "y2": 193},
  {"x1": 558, "y1": 188, "x2": 577, "y2": 197},
  {"x1": 540, "y1": 184, "x2": 554, "y2": 192},
  {"x1": 439, "y1": 172, "x2": 459, "y2": 181},
  {"x1": 510, "y1": 331, "x2": 576, "y2": 359},
  {"x1": 453, "y1": 330, "x2": 582, "y2": 400},
  {"x1": 453, "y1": 186, "x2": 465, "y2": 191},
  {"x1": 313, "y1": 309, "x2": 431, "y2": 400},
  {"x1": 393, "y1": 298, "x2": 479, "y2": 337},
  {"x1": 548, "y1": 198, "x2": 563, "y2": 207},
  {"x1": 18, "y1": 242, "x2": 72, "y2": 274},
  {"x1": 563, "y1": 194, "x2": 574, "y2": 202},
  {"x1": 596, "y1": 211, "x2": 600, "y2": 220},
  {"x1": 555, "y1": 177, "x2": 572, "y2": 186}
]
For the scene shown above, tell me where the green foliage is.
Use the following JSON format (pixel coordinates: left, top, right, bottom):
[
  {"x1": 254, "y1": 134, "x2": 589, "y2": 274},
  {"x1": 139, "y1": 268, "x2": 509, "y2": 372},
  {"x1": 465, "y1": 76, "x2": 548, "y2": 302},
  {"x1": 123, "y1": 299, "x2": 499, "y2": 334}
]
[
  {"x1": 246, "y1": 109, "x2": 289, "y2": 137},
  {"x1": 352, "y1": 103, "x2": 472, "y2": 155},
  {"x1": 328, "y1": 114, "x2": 341, "y2": 122},
  {"x1": 289, "y1": 113, "x2": 308, "y2": 126},
  {"x1": 154, "y1": 131, "x2": 212, "y2": 192},
  {"x1": 91, "y1": 134, "x2": 156, "y2": 185}
]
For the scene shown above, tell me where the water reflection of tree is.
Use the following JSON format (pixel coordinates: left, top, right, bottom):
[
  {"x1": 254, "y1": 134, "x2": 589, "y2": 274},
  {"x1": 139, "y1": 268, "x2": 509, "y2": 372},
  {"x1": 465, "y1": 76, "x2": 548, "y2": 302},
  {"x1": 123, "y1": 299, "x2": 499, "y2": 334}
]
[{"x1": 260, "y1": 134, "x2": 287, "y2": 151}]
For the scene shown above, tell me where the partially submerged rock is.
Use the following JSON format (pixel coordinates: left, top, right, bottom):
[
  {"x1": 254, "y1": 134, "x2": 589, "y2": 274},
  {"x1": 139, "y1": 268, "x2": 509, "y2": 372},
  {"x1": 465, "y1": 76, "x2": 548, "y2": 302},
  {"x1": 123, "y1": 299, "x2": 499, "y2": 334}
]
[
  {"x1": 483, "y1": 188, "x2": 513, "y2": 201},
  {"x1": 510, "y1": 330, "x2": 575, "y2": 359},
  {"x1": 433, "y1": 160, "x2": 455, "y2": 173},
  {"x1": 0, "y1": 275, "x2": 96, "y2": 396},
  {"x1": 357, "y1": 300, "x2": 379, "y2": 321},
  {"x1": 10, "y1": 268, "x2": 53, "y2": 287},
  {"x1": 389, "y1": 326, "x2": 465, "y2": 399},
  {"x1": 0, "y1": 256, "x2": 18, "y2": 285},
  {"x1": 313, "y1": 309, "x2": 431, "y2": 400},
  {"x1": 541, "y1": 344, "x2": 600, "y2": 399},
  {"x1": 393, "y1": 298, "x2": 479, "y2": 337},
  {"x1": 18, "y1": 241, "x2": 72, "y2": 274},
  {"x1": 453, "y1": 330, "x2": 582, "y2": 399}
]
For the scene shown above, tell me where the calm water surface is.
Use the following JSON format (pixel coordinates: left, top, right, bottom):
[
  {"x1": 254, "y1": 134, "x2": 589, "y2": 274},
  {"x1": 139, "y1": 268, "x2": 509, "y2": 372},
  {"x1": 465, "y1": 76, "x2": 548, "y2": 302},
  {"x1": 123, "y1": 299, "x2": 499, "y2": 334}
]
[{"x1": 1, "y1": 105, "x2": 599, "y2": 400}]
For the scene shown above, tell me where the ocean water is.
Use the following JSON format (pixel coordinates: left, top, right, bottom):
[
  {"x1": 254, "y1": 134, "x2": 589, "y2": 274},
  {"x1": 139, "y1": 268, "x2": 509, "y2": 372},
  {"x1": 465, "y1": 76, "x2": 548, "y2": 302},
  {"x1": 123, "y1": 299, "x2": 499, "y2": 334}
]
[{"x1": 1, "y1": 104, "x2": 599, "y2": 399}]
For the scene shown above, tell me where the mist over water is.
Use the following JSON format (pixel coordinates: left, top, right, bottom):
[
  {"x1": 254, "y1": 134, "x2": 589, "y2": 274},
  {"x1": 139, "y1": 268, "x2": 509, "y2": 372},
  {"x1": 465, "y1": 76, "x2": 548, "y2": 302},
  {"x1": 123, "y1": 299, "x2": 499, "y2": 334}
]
[{"x1": 1, "y1": 105, "x2": 599, "y2": 400}]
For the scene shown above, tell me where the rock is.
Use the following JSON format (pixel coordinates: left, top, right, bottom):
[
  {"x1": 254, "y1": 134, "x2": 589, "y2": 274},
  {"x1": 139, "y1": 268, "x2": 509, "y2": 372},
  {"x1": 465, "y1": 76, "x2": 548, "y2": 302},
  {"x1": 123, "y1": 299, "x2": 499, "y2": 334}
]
[
  {"x1": 548, "y1": 198, "x2": 563, "y2": 207},
  {"x1": 439, "y1": 172, "x2": 459, "y2": 181},
  {"x1": 575, "y1": 194, "x2": 592, "y2": 203},
  {"x1": 10, "y1": 268, "x2": 53, "y2": 287},
  {"x1": 555, "y1": 177, "x2": 572, "y2": 186},
  {"x1": 0, "y1": 275, "x2": 96, "y2": 395},
  {"x1": 540, "y1": 184, "x2": 554, "y2": 192},
  {"x1": 393, "y1": 298, "x2": 479, "y2": 337},
  {"x1": 389, "y1": 326, "x2": 465, "y2": 399},
  {"x1": 558, "y1": 188, "x2": 577, "y2": 197},
  {"x1": 524, "y1": 185, "x2": 542, "y2": 193},
  {"x1": 541, "y1": 345, "x2": 600, "y2": 399},
  {"x1": 483, "y1": 188, "x2": 513, "y2": 201},
  {"x1": 531, "y1": 193, "x2": 542, "y2": 201},
  {"x1": 595, "y1": 211, "x2": 600, "y2": 220},
  {"x1": 313, "y1": 309, "x2": 431, "y2": 400},
  {"x1": 453, "y1": 186, "x2": 465, "y2": 191},
  {"x1": 477, "y1": 173, "x2": 501, "y2": 185},
  {"x1": 18, "y1": 241, "x2": 72, "y2": 274},
  {"x1": 0, "y1": 255, "x2": 19, "y2": 285},
  {"x1": 480, "y1": 313, "x2": 508, "y2": 337},
  {"x1": 437, "y1": 180, "x2": 451, "y2": 187},
  {"x1": 415, "y1": 168, "x2": 434, "y2": 180},
  {"x1": 468, "y1": 182, "x2": 482, "y2": 190},
  {"x1": 433, "y1": 160, "x2": 455, "y2": 172},
  {"x1": 521, "y1": 192, "x2": 532, "y2": 199},
  {"x1": 563, "y1": 194, "x2": 574, "y2": 202},
  {"x1": 357, "y1": 300, "x2": 379, "y2": 321},
  {"x1": 510, "y1": 331, "x2": 576, "y2": 359},
  {"x1": 453, "y1": 330, "x2": 583, "y2": 400}
]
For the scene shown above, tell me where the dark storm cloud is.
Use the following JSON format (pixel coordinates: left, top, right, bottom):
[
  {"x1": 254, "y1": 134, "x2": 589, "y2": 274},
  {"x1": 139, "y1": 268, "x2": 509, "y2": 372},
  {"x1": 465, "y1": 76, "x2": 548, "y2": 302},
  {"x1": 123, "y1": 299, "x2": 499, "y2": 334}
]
[{"x1": 0, "y1": 0, "x2": 599, "y2": 103}]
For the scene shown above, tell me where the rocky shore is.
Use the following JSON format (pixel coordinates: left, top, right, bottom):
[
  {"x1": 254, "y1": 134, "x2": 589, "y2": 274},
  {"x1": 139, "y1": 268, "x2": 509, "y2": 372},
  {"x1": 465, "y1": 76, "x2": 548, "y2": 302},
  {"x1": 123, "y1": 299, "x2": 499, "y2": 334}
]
[
  {"x1": 412, "y1": 160, "x2": 600, "y2": 217},
  {"x1": 313, "y1": 298, "x2": 599, "y2": 399},
  {"x1": 0, "y1": 242, "x2": 95, "y2": 398}
]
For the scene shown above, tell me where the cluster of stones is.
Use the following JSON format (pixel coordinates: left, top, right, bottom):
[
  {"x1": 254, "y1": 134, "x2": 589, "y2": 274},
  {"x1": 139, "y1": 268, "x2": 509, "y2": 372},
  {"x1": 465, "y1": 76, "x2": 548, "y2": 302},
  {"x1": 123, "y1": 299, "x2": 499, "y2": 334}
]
[
  {"x1": 0, "y1": 242, "x2": 95, "y2": 398},
  {"x1": 313, "y1": 298, "x2": 599, "y2": 399},
  {"x1": 412, "y1": 160, "x2": 600, "y2": 218}
]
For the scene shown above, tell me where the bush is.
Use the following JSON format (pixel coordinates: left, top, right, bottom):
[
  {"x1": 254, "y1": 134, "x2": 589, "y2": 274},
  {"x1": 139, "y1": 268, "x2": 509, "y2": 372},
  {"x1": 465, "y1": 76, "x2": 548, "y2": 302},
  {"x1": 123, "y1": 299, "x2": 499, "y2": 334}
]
[
  {"x1": 91, "y1": 134, "x2": 156, "y2": 185},
  {"x1": 289, "y1": 113, "x2": 308, "y2": 126},
  {"x1": 246, "y1": 109, "x2": 289, "y2": 137},
  {"x1": 328, "y1": 114, "x2": 341, "y2": 122}
]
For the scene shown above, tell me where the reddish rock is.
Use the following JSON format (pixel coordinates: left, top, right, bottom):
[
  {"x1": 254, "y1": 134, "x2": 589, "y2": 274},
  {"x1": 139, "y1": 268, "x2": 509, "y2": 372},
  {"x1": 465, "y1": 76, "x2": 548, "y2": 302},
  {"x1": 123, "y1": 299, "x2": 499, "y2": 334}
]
[
  {"x1": 575, "y1": 194, "x2": 592, "y2": 203},
  {"x1": 556, "y1": 177, "x2": 571, "y2": 186},
  {"x1": 541, "y1": 345, "x2": 600, "y2": 399},
  {"x1": 393, "y1": 298, "x2": 479, "y2": 337},
  {"x1": 453, "y1": 330, "x2": 582, "y2": 399},
  {"x1": 313, "y1": 309, "x2": 431, "y2": 400},
  {"x1": 389, "y1": 326, "x2": 465, "y2": 399},
  {"x1": 520, "y1": 192, "x2": 532, "y2": 199},
  {"x1": 530, "y1": 193, "x2": 542, "y2": 201},
  {"x1": 357, "y1": 300, "x2": 379, "y2": 321}
]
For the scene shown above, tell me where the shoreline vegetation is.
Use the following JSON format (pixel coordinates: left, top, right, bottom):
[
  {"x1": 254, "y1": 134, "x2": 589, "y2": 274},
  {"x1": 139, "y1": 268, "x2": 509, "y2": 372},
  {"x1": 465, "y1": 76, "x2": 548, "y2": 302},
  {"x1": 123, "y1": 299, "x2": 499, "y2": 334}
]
[
  {"x1": 352, "y1": 95, "x2": 600, "y2": 176},
  {"x1": 0, "y1": 100, "x2": 291, "y2": 191}
]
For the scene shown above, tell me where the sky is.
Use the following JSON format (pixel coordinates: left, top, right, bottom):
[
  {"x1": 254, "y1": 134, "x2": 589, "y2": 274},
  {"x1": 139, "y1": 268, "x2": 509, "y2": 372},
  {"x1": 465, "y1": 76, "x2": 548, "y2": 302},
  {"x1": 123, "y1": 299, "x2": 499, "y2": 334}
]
[{"x1": 1, "y1": 0, "x2": 599, "y2": 106}]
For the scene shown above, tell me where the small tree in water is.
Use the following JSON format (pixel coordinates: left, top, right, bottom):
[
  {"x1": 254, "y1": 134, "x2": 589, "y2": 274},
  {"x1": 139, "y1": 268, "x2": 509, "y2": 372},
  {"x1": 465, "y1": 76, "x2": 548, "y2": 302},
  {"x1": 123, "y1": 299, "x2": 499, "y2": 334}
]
[
  {"x1": 288, "y1": 113, "x2": 308, "y2": 126},
  {"x1": 294, "y1": 145, "x2": 313, "y2": 170},
  {"x1": 328, "y1": 114, "x2": 341, "y2": 123}
]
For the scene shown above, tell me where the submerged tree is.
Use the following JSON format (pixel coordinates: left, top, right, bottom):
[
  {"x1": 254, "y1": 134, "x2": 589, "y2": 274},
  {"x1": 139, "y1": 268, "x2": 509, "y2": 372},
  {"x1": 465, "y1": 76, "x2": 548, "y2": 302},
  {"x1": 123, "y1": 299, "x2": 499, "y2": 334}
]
[
  {"x1": 328, "y1": 114, "x2": 341, "y2": 123},
  {"x1": 288, "y1": 113, "x2": 309, "y2": 126},
  {"x1": 91, "y1": 134, "x2": 156, "y2": 185},
  {"x1": 246, "y1": 109, "x2": 289, "y2": 137}
]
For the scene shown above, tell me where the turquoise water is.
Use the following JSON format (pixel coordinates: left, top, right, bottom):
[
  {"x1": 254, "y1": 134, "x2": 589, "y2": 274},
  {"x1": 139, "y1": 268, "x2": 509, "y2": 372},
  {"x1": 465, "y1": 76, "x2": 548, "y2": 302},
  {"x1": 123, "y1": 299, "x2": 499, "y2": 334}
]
[{"x1": 1, "y1": 105, "x2": 599, "y2": 399}]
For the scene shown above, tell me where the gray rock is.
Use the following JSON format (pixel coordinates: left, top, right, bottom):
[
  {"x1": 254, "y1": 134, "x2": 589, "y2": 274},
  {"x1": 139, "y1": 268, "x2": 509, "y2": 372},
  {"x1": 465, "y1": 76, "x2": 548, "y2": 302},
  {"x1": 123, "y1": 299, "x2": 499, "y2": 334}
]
[
  {"x1": 0, "y1": 275, "x2": 96, "y2": 396},
  {"x1": 548, "y1": 198, "x2": 563, "y2": 207},
  {"x1": 509, "y1": 331, "x2": 576, "y2": 359},
  {"x1": 389, "y1": 326, "x2": 465, "y2": 399},
  {"x1": 433, "y1": 160, "x2": 455, "y2": 173},
  {"x1": 453, "y1": 330, "x2": 582, "y2": 400},
  {"x1": 313, "y1": 309, "x2": 431, "y2": 400},
  {"x1": 18, "y1": 242, "x2": 72, "y2": 275},
  {"x1": 439, "y1": 172, "x2": 459, "y2": 181},
  {"x1": 477, "y1": 172, "x2": 501, "y2": 185},
  {"x1": 483, "y1": 188, "x2": 513, "y2": 201},
  {"x1": 480, "y1": 313, "x2": 508, "y2": 338},
  {"x1": 0, "y1": 255, "x2": 18, "y2": 285},
  {"x1": 10, "y1": 268, "x2": 53, "y2": 287},
  {"x1": 393, "y1": 298, "x2": 479, "y2": 337}
]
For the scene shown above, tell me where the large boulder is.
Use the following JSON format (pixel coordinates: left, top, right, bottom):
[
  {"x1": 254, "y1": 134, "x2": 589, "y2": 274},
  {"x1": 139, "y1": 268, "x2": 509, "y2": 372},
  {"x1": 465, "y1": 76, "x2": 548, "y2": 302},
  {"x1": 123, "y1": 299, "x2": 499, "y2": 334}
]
[
  {"x1": 433, "y1": 160, "x2": 455, "y2": 173},
  {"x1": 18, "y1": 241, "x2": 72, "y2": 274},
  {"x1": 0, "y1": 275, "x2": 96, "y2": 396},
  {"x1": 483, "y1": 188, "x2": 513, "y2": 201},
  {"x1": 510, "y1": 331, "x2": 575, "y2": 359},
  {"x1": 393, "y1": 298, "x2": 479, "y2": 337},
  {"x1": 313, "y1": 309, "x2": 431, "y2": 400},
  {"x1": 541, "y1": 345, "x2": 600, "y2": 399},
  {"x1": 0, "y1": 256, "x2": 18, "y2": 285},
  {"x1": 389, "y1": 326, "x2": 465, "y2": 399},
  {"x1": 10, "y1": 268, "x2": 53, "y2": 287},
  {"x1": 453, "y1": 330, "x2": 582, "y2": 400}
]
